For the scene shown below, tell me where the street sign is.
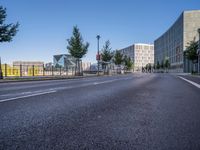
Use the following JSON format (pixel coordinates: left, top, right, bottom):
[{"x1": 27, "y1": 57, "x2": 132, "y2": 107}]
[{"x1": 96, "y1": 54, "x2": 101, "y2": 61}]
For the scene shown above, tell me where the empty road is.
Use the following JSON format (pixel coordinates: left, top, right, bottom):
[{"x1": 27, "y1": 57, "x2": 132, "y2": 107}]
[{"x1": 0, "y1": 74, "x2": 200, "y2": 150}]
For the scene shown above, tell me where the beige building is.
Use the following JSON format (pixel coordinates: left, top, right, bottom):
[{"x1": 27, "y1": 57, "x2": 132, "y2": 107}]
[
  {"x1": 119, "y1": 43, "x2": 154, "y2": 71},
  {"x1": 13, "y1": 61, "x2": 44, "y2": 76},
  {"x1": 13, "y1": 61, "x2": 44, "y2": 66}
]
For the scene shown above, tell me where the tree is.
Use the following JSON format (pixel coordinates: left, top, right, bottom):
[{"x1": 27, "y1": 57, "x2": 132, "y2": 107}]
[
  {"x1": 0, "y1": 6, "x2": 19, "y2": 79},
  {"x1": 114, "y1": 50, "x2": 123, "y2": 74},
  {"x1": 156, "y1": 61, "x2": 160, "y2": 70},
  {"x1": 185, "y1": 40, "x2": 198, "y2": 73},
  {"x1": 148, "y1": 63, "x2": 152, "y2": 73},
  {"x1": 161, "y1": 60, "x2": 164, "y2": 70},
  {"x1": 124, "y1": 56, "x2": 133, "y2": 71},
  {"x1": 164, "y1": 59, "x2": 170, "y2": 72},
  {"x1": 153, "y1": 64, "x2": 156, "y2": 72},
  {"x1": 101, "y1": 40, "x2": 114, "y2": 74},
  {"x1": 114, "y1": 50, "x2": 123, "y2": 65},
  {"x1": 67, "y1": 26, "x2": 89, "y2": 76}
]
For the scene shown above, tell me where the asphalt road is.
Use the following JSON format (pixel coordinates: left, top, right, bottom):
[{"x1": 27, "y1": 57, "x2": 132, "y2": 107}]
[{"x1": 0, "y1": 73, "x2": 200, "y2": 150}]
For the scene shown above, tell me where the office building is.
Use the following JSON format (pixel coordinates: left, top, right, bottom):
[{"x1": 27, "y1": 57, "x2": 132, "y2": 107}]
[
  {"x1": 119, "y1": 43, "x2": 154, "y2": 71},
  {"x1": 154, "y1": 10, "x2": 200, "y2": 72}
]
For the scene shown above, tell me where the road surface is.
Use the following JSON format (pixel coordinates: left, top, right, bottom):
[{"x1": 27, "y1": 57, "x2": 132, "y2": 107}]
[{"x1": 0, "y1": 74, "x2": 200, "y2": 150}]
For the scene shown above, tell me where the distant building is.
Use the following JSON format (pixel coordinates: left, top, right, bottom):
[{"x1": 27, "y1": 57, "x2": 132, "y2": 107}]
[
  {"x1": 53, "y1": 54, "x2": 76, "y2": 69},
  {"x1": 53, "y1": 54, "x2": 92, "y2": 71},
  {"x1": 119, "y1": 43, "x2": 154, "y2": 71},
  {"x1": 13, "y1": 61, "x2": 44, "y2": 76},
  {"x1": 45, "y1": 62, "x2": 53, "y2": 69},
  {"x1": 154, "y1": 10, "x2": 200, "y2": 72},
  {"x1": 13, "y1": 61, "x2": 44, "y2": 66},
  {"x1": 82, "y1": 62, "x2": 91, "y2": 71}
]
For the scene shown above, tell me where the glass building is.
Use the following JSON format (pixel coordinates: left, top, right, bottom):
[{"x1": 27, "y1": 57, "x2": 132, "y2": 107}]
[
  {"x1": 53, "y1": 54, "x2": 76, "y2": 69},
  {"x1": 154, "y1": 10, "x2": 200, "y2": 72}
]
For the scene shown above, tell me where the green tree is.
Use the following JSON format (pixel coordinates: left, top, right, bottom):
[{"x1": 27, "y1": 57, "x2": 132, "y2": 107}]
[
  {"x1": 114, "y1": 50, "x2": 123, "y2": 74},
  {"x1": 67, "y1": 26, "x2": 89, "y2": 76},
  {"x1": 185, "y1": 40, "x2": 198, "y2": 73},
  {"x1": 164, "y1": 59, "x2": 170, "y2": 72},
  {"x1": 156, "y1": 61, "x2": 160, "y2": 70},
  {"x1": 161, "y1": 60, "x2": 164, "y2": 70},
  {"x1": 101, "y1": 40, "x2": 114, "y2": 73},
  {"x1": 124, "y1": 56, "x2": 133, "y2": 71},
  {"x1": 0, "y1": 6, "x2": 19, "y2": 79},
  {"x1": 153, "y1": 64, "x2": 156, "y2": 71},
  {"x1": 114, "y1": 50, "x2": 123, "y2": 65}
]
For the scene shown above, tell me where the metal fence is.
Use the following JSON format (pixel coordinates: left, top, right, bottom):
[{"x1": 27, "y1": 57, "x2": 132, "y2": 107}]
[
  {"x1": 0, "y1": 64, "x2": 133, "y2": 78},
  {"x1": 0, "y1": 64, "x2": 77, "y2": 77}
]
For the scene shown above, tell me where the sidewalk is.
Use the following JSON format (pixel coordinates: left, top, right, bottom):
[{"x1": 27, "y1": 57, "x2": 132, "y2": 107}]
[
  {"x1": 0, "y1": 75, "x2": 98, "y2": 83},
  {"x1": 0, "y1": 72, "x2": 131, "y2": 83}
]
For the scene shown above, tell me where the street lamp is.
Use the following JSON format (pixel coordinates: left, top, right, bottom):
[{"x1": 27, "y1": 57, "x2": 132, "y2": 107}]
[
  {"x1": 197, "y1": 28, "x2": 200, "y2": 74},
  {"x1": 96, "y1": 35, "x2": 100, "y2": 75},
  {"x1": 0, "y1": 57, "x2": 3, "y2": 79}
]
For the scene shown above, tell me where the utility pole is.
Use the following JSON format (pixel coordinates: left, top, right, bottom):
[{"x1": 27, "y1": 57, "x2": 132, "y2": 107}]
[
  {"x1": 198, "y1": 28, "x2": 200, "y2": 74},
  {"x1": 0, "y1": 57, "x2": 3, "y2": 79},
  {"x1": 96, "y1": 35, "x2": 100, "y2": 76}
]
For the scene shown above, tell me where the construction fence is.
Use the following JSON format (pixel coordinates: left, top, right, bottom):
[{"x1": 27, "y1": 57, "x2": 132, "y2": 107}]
[{"x1": 0, "y1": 64, "x2": 78, "y2": 77}]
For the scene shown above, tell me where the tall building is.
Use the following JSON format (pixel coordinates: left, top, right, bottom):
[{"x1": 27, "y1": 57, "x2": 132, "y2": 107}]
[
  {"x1": 53, "y1": 54, "x2": 76, "y2": 68},
  {"x1": 154, "y1": 10, "x2": 200, "y2": 72},
  {"x1": 119, "y1": 43, "x2": 154, "y2": 71}
]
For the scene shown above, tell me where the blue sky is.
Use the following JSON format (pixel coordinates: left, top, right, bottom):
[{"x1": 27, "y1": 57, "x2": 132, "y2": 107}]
[{"x1": 0, "y1": 0, "x2": 200, "y2": 64}]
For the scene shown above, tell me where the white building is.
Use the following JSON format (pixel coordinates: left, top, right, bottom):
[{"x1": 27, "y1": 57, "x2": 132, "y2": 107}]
[{"x1": 119, "y1": 43, "x2": 154, "y2": 71}]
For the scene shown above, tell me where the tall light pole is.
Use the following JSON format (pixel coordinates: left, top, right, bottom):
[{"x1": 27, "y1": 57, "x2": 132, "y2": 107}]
[
  {"x1": 0, "y1": 57, "x2": 3, "y2": 79},
  {"x1": 96, "y1": 35, "x2": 100, "y2": 75},
  {"x1": 198, "y1": 28, "x2": 200, "y2": 74}
]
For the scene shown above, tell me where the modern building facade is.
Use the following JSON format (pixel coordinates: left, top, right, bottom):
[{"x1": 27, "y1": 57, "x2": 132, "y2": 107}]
[
  {"x1": 53, "y1": 54, "x2": 91, "y2": 71},
  {"x1": 154, "y1": 10, "x2": 200, "y2": 72},
  {"x1": 53, "y1": 54, "x2": 76, "y2": 69},
  {"x1": 119, "y1": 43, "x2": 154, "y2": 71}
]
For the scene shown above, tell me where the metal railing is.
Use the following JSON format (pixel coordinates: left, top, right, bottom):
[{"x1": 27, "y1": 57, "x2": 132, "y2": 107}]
[
  {"x1": 0, "y1": 64, "x2": 77, "y2": 77},
  {"x1": 0, "y1": 64, "x2": 133, "y2": 78}
]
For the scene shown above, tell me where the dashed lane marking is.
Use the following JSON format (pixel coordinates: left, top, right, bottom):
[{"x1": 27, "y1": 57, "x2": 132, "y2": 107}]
[{"x1": 0, "y1": 90, "x2": 57, "y2": 103}]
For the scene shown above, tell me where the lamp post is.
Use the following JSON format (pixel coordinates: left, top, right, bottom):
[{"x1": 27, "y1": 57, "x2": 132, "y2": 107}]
[
  {"x1": 198, "y1": 28, "x2": 200, "y2": 74},
  {"x1": 0, "y1": 57, "x2": 3, "y2": 79},
  {"x1": 96, "y1": 35, "x2": 100, "y2": 75}
]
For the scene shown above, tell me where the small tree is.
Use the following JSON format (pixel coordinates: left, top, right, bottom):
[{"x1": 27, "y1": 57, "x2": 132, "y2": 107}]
[
  {"x1": 185, "y1": 40, "x2": 198, "y2": 73},
  {"x1": 124, "y1": 56, "x2": 133, "y2": 72},
  {"x1": 161, "y1": 60, "x2": 164, "y2": 71},
  {"x1": 114, "y1": 50, "x2": 123, "y2": 74},
  {"x1": 145, "y1": 64, "x2": 148, "y2": 73},
  {"x1": 153, "y1": 64, "x2": 156, "y2": 72},
  {"x1": 67, "y1": 26, "x2": 89, "y2": 76},
  {"x1": 164, "y1": 59, "x2": 170, "y2": 72},
  {"x1": 149, "y1": 63, "x2": 152, "y2": 73},
  {"x1": 156, "y1": 61, "x2": 160, "y2": 70},
  {"x1": 0, "y1": 6, "x2": 19, "y2": 79},
  {"x1": 101, "y1": 40, "x2": 114, "y2": 74}
]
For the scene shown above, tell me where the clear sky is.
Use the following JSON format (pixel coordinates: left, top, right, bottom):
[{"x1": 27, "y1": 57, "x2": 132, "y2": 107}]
[{"x1": 0, "y1": 0, "x2": 200, "y2": 64}]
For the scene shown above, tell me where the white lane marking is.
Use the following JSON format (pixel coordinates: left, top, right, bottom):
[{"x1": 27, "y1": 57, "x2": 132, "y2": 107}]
[
  {"x1": 93, "y1": 77, "x2": 133, "y2": 85},
  {"x1": 0, "y1": 90, "x2": 57, "y2": 103},
  {"x1": 178, "y1": 76, "x2": 200, "y2": 89},
  {"x1": 0, "y1": 77, "x2": 133, "y2": 102},
  {"x1": 93, "y1": 79, "x2": 120, "y2": 85}
]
